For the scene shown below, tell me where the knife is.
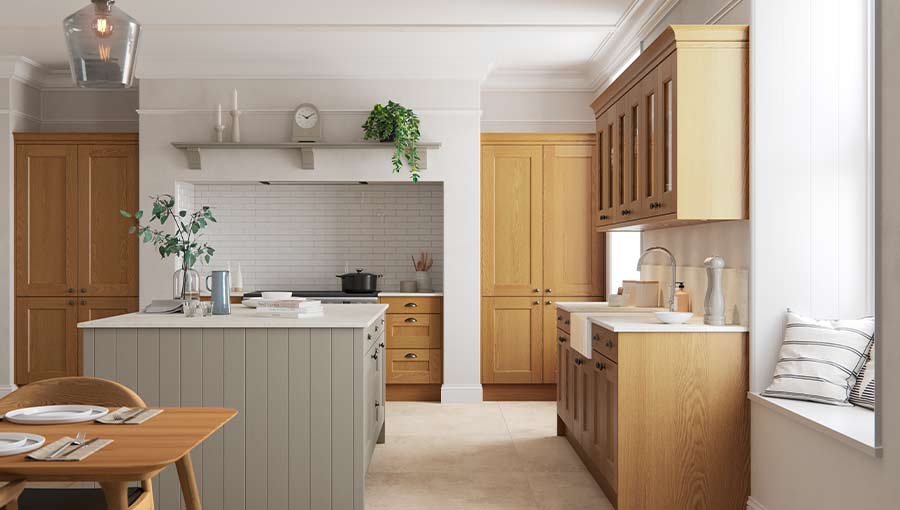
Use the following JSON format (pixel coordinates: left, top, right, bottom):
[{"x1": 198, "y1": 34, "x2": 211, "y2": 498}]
[
  {"x1": 124, "y1": 409, "x2": 149, "y2": 424},
  {"x1": 114, "y1": 408, "x2": 143, "y2": 423},
  {"x1": 60, "y1": 438, "x2": 99, "y2": 460}
]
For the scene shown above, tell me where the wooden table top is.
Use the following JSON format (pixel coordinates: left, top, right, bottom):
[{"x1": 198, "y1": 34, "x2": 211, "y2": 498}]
[{"x1": 0, "y1": 408, "x2": 236, "y2": 482}]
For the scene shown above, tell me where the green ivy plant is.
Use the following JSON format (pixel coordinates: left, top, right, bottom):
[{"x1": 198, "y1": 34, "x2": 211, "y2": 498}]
[
  {"x1": 361, "y1": 100, "x2": 423, "y2": 182},
  {"x1": 120, "y1": 194, "x2": 216, "y2": 297}
]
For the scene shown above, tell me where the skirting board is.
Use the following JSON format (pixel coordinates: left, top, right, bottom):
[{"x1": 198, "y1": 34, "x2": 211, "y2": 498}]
[
  {"x1": 747, "y1": 497, "x2": 768, "y2": 510},
  {"x1": 483, "y1": 384, "x2": 556, "y2": 401},
  {"x1": 0, "y1": 385, "x2": 18, "y2": 398},
  {"x1": 440, "y1": 384, "x2": 483, "y2": 404}
]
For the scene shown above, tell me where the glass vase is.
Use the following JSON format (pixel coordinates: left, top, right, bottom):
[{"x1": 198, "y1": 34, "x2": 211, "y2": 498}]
[{"x1": 173, "y1": 267, "x2": 201, "y2": 301}]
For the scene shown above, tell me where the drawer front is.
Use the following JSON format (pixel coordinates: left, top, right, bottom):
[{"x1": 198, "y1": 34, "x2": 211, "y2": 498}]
[
  {"x1": 591, "y1": 323, "x2": 618, "y2": 362},
  {"x1": 386, "y1": 348, "x2": 442, "y2": 384},
  {"x1": 366, "y1": 314, "x2": 386, "y2": 349},
  {"x1": 557, "y1": 309, "x2": 571, "y2": 334},
  {"x1": 381, "y1": 296, "x2": 442, "y2": 315},
  {"x1": 386, "y1": 314, "x2": 442, "y2": 349}
]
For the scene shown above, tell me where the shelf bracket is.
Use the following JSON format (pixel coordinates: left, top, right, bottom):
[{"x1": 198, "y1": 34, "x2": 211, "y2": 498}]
[
  {"x1": 182, "y1": 146, "x2": 202, "y2": 170},
  {"x1": 299, "y1": 147, "x2": 315, "y2": 170}
]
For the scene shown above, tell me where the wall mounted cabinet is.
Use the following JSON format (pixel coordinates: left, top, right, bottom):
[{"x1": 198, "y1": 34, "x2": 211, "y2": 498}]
[
  {"x1": 591, "y1": 25, "x2": 749, "y2": 231},
  {"x1": 481, "y1": 134, "x2": 605, "y2": 398},
  {"x1": 14, "y1": 133, "x2": 139, "y2": 384}
]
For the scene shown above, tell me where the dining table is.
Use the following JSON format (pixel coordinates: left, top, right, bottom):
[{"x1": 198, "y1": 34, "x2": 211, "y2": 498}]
[{"x1": 0, "y1": 407, "x2": 236, "y2": 510}]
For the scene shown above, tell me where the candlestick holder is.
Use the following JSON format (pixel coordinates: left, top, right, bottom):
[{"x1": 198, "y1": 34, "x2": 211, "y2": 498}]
[
  {"x1": 214, "y1": 124, "x2": 225, "y2": 143},
  {"x1": 230, "y1": 109, "x2": 242, "y2": 143}
]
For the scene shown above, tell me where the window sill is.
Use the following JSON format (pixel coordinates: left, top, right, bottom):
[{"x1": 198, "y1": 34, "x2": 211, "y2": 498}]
[{"x1": 748, "y1": 392, "x2": 881, "y2": 458}]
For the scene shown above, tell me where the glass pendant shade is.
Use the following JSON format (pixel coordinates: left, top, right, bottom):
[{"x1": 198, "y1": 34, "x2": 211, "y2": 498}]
[{"x1": 63, "y1": 0, "x2": 141, "y2": 88}]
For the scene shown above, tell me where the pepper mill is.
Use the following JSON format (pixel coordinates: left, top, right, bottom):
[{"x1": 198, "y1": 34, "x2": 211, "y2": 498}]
[{"x1": 704, "y1": 255, "x2": 726, "y2": 326}]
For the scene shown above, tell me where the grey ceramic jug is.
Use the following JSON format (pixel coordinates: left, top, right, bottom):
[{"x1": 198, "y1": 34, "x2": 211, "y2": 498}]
[{"x1": 205, "y1": 270, "x2": 231, "y2": 315}]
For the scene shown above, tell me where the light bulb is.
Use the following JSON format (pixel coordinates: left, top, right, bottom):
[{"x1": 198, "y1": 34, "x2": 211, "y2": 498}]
[{"x1": 92, "y1": 16, "x2": 114, "y2": 38}]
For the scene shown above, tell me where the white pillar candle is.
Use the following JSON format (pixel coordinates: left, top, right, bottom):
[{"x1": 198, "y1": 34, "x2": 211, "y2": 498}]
[
  {"x1": 217, "y1": 104, "x2": 222, "y2": 125},
  {"x1": 232, "y1": 89, "x2": 238, "y2": 111}
]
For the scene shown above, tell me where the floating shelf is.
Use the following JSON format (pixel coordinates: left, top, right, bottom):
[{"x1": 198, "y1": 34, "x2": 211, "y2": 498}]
[{"x1": 170, "y1": 141, "x2": 442, "y2": 170}]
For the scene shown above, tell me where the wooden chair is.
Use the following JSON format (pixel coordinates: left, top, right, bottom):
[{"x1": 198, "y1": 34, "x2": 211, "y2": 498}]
[{"x1": 0, "y1": 377, "x2": 153, "y2": 510}]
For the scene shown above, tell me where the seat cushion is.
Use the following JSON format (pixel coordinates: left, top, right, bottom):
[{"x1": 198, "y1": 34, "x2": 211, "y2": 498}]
[
  {"x1": 14, "y1": 487, "x2": 144, "y2": 510},
  {"x1": 850, "y1": 343, "x2": 876, "y2": 409}
]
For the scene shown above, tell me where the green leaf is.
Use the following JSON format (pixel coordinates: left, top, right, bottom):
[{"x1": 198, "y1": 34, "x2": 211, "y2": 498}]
[
  {"x1": 142, "y1": 230, "x2": 152, "y2": 243},
  {"x1": 191, "y1": 223, "x2": 200, "y2": 234},
  {"x1": 205, "y1": 254, "x2": 211, "y2": 263},
  {"x1": 128, "y1": 226, "x2": 136, "y2": 234},
  {"x1": 134, "y1": 210, "x2": 143, "y2": 219},
  {"x1": 119, "y1": 210, "x2": 132, "y2": 218}
]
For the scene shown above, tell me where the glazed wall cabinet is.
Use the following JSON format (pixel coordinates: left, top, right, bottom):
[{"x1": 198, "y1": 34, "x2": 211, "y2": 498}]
[
  {"x1": 592, "y1": 25, "x2": 749, "y2": 231},
  {"x1": 481, "y1": 134, "x2": 605, "y2": 395},
  {"x1": 14, "y1": 132, "x2": 139, "y2": 384}
]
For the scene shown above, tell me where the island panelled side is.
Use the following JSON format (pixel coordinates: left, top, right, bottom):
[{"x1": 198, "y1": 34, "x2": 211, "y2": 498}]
[{"x1": 82, "y1": 316, "x2": 385, "y2": 510}]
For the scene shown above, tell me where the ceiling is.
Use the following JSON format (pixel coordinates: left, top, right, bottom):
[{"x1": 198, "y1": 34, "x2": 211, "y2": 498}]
[{"x1": 0, "y1": 0, "x2": 672, "y2": 90}]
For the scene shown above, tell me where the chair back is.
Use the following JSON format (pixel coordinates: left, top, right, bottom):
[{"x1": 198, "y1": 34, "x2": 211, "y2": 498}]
[{"x1": 0, "y1": 377, "x2": 145, "y2": 416}]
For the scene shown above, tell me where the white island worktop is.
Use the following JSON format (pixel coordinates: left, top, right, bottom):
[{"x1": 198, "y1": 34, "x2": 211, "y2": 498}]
[
  {"x1": 79, "y1": 303, "x2": 387, "y2": 510},
  {"x1": 77, "y1": 303, "x2": 388, "y2": 329}
]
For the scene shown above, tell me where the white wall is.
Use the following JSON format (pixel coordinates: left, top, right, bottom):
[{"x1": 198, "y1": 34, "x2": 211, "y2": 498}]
[
  {"x1": 40, "y1": 88, "x2": 138, "y2": 132},
  {"x1": 748, "y1": 1, "x2": 890, "y2": 509},
  {"x1": 138, "y1": 78, "x2": 482, "y2": 402},
  {"x1": 480, "y1": 90, "x2": 595, "y2": 133},
  {"x1": 192, "y1": 182, "x2": 444, "y2": 292}
]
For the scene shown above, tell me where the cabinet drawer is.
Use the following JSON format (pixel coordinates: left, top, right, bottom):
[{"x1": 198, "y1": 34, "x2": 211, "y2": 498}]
[
  {"x1": 386, "y1": 348, "x2": 442, "y2": 384},
  {"x1": 386, "y1": 314, "x2": 442, "y2": 349},
  {"x1": 381, "y1": 296, "x2": 442, "y2": 314},
  {"x1": 366, "y1": 314, "x2": 386, "y2": 349},
  {"x1": 591, "y1": 323, "x2": 618, "y2": 362},
  {"x1": 557, "y1": 309, "x2": 571, "y2": 334}
]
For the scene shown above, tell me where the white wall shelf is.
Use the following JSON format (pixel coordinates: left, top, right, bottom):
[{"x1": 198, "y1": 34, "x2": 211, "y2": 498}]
[{"x1": 170, "y1": 141, "x2": 442, "y2": 170}]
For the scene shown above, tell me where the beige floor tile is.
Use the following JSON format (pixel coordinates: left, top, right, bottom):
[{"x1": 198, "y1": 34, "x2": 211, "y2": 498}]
[
  {"x1": 366, "y1": 471, "x2": 540, "y2": 510},
  {"x1": 510, "y1": 435, "x2": 588, "y2": 473},
  {"x1": 370, "y1": 434, "x2": 522, "y2": 473},
  {"x1": 386, "y1": 402, "x2": 509, "y2": 437},
  {"x1": 499, "y1": 401, "x2": 559, "y2": 438},
  {"x1": 525, "y1": 471, "x2": 613, "y2": 510}
]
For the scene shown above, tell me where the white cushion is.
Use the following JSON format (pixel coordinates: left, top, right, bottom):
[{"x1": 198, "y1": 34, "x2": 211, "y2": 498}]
[
  {"x1": 850, "y1": 343, "x2": 876, "y2": 409},
  {"x1": 763, "y1": 311, "x2": 874, "y2": 406}
]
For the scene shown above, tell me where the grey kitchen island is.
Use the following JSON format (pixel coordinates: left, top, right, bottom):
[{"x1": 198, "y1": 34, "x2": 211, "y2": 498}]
[{"x1": 78, "y1": 304, "x2": 388, "y2": 510}]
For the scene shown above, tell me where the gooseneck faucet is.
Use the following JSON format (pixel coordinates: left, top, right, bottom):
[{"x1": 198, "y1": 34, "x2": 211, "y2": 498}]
[{"x1": 635, "y1": 246, "x2": 677, "y2": 311}]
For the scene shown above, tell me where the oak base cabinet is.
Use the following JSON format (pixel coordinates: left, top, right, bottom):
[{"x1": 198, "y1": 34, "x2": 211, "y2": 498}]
[
  {"x1": 379, "y1": 295, "x2": 443, "y2": 401},
  {"x1": 558, "y1": 321, "x2": 749, "y2": 509}
]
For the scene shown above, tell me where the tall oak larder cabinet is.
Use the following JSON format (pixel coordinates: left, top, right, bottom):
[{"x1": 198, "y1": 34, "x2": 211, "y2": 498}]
[
  {"x1": 14, "y1": 133, "x2": 139, "y2": 384},
  {"x1": 481, "y1": 133, "x2": 605, "y2": 400}
]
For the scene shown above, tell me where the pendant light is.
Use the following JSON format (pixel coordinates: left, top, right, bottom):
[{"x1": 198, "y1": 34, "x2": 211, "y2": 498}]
[{"x1": 63, "y1": 0, "x2": 141, "y2": 88}]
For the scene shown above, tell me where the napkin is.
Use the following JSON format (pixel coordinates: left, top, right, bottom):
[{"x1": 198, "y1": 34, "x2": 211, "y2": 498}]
[
  {"x1": 96, "y1": 407, "x2": 163, "y2": 425},
  {"x1": 27, "y1": 437, "x2": 112, "y2": 461}
]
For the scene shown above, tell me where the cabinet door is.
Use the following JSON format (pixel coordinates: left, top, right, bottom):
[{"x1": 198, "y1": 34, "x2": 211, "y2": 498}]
[
  {"x1": 481, "y1": 145, "x2": 543, "y2": 297},
  {"x1": 655, "y1": 53, "x2": 678, "y2": 216},
  {"x1": 481, "y1": 297, "x2": 542, "y2": 383},
  {"x1": 543, "y1": 145, "x2": 604, "y2": 297},
  {"x1": 597, "y1": 111, "x2": 617, "y2": 227},
  {"x1": 620, "y1": 86, "x2": 643, "y2": 220},
  {"x1": 573, "y1": 355, "x2": 591, "y2": 444},
  {"x1": 542, "y1": 297, "x2": 603, "y2": 384},
  {"x1": 556, "y1": 335, "x2": 570, "y2": 426},
  {"x1": 14, "y1": 145, "x2": 79, "y2": 297},
  {"x1": 590, "y1": 357, "x2": 618, "y2": 490},
  {"x1": 611, "y1": 103, "x2": 628, "y2": 222},
  {"x1": 639, "y1": 68, "x2": 664, "y2": 217},
  {"x1": 77, "y1": 144, "x2": 139, "y2": 297},
  {"x1": 15, "y1": 297, "x2": 78, "y2": 384}
]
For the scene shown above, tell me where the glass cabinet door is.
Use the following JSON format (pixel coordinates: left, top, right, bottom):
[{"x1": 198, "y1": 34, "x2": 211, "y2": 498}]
[
  {"x1": 619, "y1": 86, "x2": 643, "y2": 221},
  {"x1": 596, "y1": 113, "x2": 616, "y2": 227},
  {"x1": 655, "y1": 52, "x2": 677, "y2": 216}
]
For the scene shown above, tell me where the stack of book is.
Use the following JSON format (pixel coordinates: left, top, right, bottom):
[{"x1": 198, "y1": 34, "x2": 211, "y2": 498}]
[{"x1": 255, "y1": 299, "x2": 324, "y2": 318}]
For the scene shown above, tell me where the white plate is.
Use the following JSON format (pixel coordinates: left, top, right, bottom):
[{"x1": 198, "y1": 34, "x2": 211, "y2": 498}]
[
  {"x1": 261, "y1": 292, "x2": 293, "y2": 300},
  {"x1": 654, "y1": 311, "x2": 694, "y2": 324},
  {"x1": 242, "y1": 297, "x2": 305, "y2": 308},
  {"x1": 5, "y1": 405, "x2": 109, "y2": 425},
  {"x1": 0, "y1": 433, "x2": 44, "y2": 457}
]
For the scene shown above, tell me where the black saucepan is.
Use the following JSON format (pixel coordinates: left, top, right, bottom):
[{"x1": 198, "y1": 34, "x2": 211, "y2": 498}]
[{"x1": 336, "y1": 269, "x2": 382, "y2": 293}]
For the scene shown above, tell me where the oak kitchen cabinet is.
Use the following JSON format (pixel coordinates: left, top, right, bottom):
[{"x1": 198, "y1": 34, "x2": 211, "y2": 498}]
[
  {"x1": 592, "y1": 25, "x2": 749, "y2": 231},
  {"x1": 380, "y1": 295, "x2": 443, "y2": 401},
  {"x1": 481, "y1": 134, "x2": 605, "y2": 398},
  {"x1": 556, "y1": 317, "x2": 750, "y2": 509},
  {"x1": 14, "y1": 133, "x2": 139, "y2": 384}
]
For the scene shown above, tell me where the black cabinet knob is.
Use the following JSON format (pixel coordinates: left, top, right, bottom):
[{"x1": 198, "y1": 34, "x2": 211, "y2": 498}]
[
  {"x1": 621, "y1": 209, "x2": 632, "y2": 216},
  {"x1": 533, "y1": 288, "x2": 540, "y2": 293},
  {"x1": 564, "y1": 319, "x2": 570, "y2": 325},
  {"x1": 558, "y1": 336, "x2": 567, "y2": 343},
  {"x1": 592, "y1": 334, "x2": 599, "y2": 341},
  {"x1": 606, "y1": 340, "x2": 614, "y2": 349},
  {"x1": 79, "y1": 288, "x2": 87, "y2": 293},
  {"x1": 404, "y1": 352, "x2": 418, "y2": 359},
  {"x1": 404, "y1": 302, "x2": 417, "y2": 307},
  {"x1": 379, "y1": 342, "x2": 385, "y2": 348},
  {"x1": 372, "y1": 353, "x2": 378, "y2": 360},
  {"x1": 545, "y1": 300, "x2": 553, "y2": 305},
  {"x1": 368, "y1": 334, "x2": 372, "y2": 340},
  {"x1": 597, "y1": 362, "x2": 606, "y2": 370},
  {"x1": 67, "y1": 300, "x2": 74, "y2": 306},
  {"x1": 599, "y1": 215, "x2": 609, "y2": 220},
  {"x1": 545, "y1": 288, "x2": 552, "y2": 294},
  {"x1": 404, "y1": 317, "x2": 418, "y2": 323},
  {"x1": 557, "y1": 316, "x2": 562, "y2": 321},
  {"x1": 575, "y1": 358, "x2": 583, "y2": 365},
  {"x1": 67, "y1": 288, "x2": 74, "y2": 294},
  {"x1": 80, "y1": 300, "x2": 86, "y2": 305}
]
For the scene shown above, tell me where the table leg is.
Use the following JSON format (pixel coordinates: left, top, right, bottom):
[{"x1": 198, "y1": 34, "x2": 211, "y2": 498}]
[
  {"x1": 100, "y1": 481, "x2": 130, "y2": 510},
  {"x1": 176, "y1": 452, "x2": 202, "y2": 510}
]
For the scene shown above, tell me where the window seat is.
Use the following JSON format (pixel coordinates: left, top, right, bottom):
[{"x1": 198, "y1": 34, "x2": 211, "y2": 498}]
[{"x1": 748, "y1": 392, "x2": 880, "y2": 457}]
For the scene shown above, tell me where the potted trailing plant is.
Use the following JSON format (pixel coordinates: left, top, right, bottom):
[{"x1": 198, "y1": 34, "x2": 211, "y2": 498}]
[
  {"x1": 362, "y1": 100, "x2": 423, "y2": 182},
  {"x1": 120, "y1": 194, "x2": 217, "y2": 300}
]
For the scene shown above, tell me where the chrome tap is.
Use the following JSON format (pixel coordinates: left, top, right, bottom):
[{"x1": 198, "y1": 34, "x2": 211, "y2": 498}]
[{"x1": 636, "y1": 246, "x2": 677, "y2": 311}]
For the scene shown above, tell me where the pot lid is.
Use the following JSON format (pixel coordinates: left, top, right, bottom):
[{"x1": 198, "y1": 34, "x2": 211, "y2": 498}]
[{"x1": 337, "y1": 269, "x2": 381, "y2": 278}]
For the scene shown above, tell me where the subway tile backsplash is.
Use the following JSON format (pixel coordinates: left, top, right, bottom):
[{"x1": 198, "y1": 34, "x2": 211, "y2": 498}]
[{"x1": 192, "y1": 183, "x2": 443, "y2": 292}]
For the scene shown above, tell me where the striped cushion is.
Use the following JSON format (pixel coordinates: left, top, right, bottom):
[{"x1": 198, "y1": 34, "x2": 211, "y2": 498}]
[
  {"x1": 850, "y1": 343, "x2": 876, "y2": 409},
  {"x1": 763, "y1": 311, "x2": 874, "y2": 406}
]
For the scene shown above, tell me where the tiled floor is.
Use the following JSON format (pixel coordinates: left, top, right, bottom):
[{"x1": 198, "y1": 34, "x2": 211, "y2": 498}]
[{"x1": 365, "y1": 401, "x2": 613, "y2": 510}]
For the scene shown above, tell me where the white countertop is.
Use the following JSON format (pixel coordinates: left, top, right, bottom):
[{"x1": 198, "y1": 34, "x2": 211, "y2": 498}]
[
  {"x1": 588, "y1": 314, "x2": 749, "y2": 333},
  {"x1": 555, "y1": 302, "x2": 666, "y2": 313},
  {"x1": 378, "y1": 292, "x2": 443, "y2": 297},
  {"x1": 78, "y1": 304, "x2": 389, "y2": 329}
]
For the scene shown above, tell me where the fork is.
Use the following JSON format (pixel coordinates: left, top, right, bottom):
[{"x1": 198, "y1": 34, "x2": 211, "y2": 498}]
[{"x1": 48, "y1": 432, "x2": 86, "y2": 459}]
